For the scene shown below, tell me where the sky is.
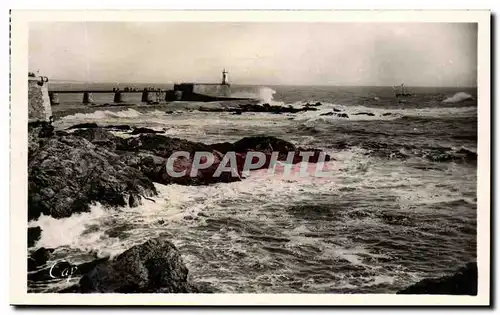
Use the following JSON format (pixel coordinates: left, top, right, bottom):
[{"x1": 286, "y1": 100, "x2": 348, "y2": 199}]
[{"x1": 29, "y1": 22, "x2": 477, "y2": 86}]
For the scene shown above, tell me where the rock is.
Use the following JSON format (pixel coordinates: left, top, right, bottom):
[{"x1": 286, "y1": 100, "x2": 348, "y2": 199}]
[
  {"x1": 209, "y1": 142, "x2": 234, "y2": 154},
  {"x1": 28, "y1": 133, "x2": 157, "y2": 219},
  {"x1": 103, "y1": 124, "x2": 132, "y2": 131},
  {"x1": 332, "y1": 108, "x2": 342, "y2": 112},
  {"x1": 212, "y1": 136, "x2": 330, "y2": 167},
  {"x1": 76, "y1": 238, "x2": 198, "y2": 293},
  {"x1": 319, "y1": 111, "x2": 349, "y2": 118},
  {"x1": 70, "y1": 128, "x2": 118, "y2": 150},
  {"x1": 353, "y1": 112, "x2": 375, "y2": 116},
  {"x1": 117, "y1": 134, "x2": 213, "y2": 158},
  {"x1": 238, "y1": 103, "x2": 317, "y2": 114},
  {"x1": 314, "y1": 102, "x2": 322, "y2": 106},
  {"x1": 27, "y1": 247, "x2": 54, "y2": 271},
  {"x1": 67, "y1": 123, "x2": 99, "y2": 130},
  {"x1": 128, "y1": 193, "x2": 142, "y2": 207},
  {"x1": 28, "y1": 226, "x2": 42, "y2": 248},
  {"x1": 397, "y1": 263, "x2": 477, "y2": 295},
  {"x1": 131, "y1": 127, "x2": 164, "y2": 135},
  {"x1": 54, "y1": 130, "x2": 69, "y2": 137},
  {"x1": 28, "y1": 122, "x2": 55, "y2": 159},
  {"x1": 232, "y1": 136, "x2": 296, "y2": 155},
  {"x1": 71, "y1": 128, "x2": 117, "y2": 142},
  {"x1": 456, "y1": 148, "x2": 477, "y2": 163},
  {"x1": 199, "y1": 107, "x2": 224, "y2": 112},
  {"x1": 117, "y1": 135, "x2": 242, "y2": 185}
]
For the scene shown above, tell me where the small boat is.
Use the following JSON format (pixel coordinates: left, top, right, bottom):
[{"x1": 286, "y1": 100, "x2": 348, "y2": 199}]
[
  {"x1": 393, "y1": 83, "x2": 412, "y2": 104},
  {"x1": 394, "y1": 83, "x2": 412, "y2": 98}
]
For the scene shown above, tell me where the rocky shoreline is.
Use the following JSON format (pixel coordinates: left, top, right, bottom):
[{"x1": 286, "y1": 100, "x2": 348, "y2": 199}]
[
  {"x1": 27, "y1": 121, "x2": 477, "y2": 294},
  {"x1": 27, "y1": 121, "x2": 331, "y2": 293},
  {"x1": 397, "y1": 262, "x2": 478, "y2": 295}
]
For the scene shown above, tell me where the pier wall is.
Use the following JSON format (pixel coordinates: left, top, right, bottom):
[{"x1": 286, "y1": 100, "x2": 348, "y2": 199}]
[
  {"x1": 28, "y1": 76, "x2": 52, "y2": 122},
  {"x1": 192, "y1": 84, "x2": 231, "y2": 97}
]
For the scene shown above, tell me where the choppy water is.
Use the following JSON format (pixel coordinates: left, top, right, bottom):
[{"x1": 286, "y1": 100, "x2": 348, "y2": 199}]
[{"x1": 28, "y1": 85, "x2": 477, "y2": 293}]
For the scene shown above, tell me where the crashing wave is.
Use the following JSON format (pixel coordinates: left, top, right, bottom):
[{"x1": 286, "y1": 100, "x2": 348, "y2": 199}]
[{"x1": 442, "y1": 92, "x2": 473, "y2": 103}]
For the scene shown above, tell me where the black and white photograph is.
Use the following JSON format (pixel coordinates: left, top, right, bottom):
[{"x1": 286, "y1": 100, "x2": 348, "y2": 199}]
[{"x1": 10, "y1": 10, "x2": 490, "y2": 306}]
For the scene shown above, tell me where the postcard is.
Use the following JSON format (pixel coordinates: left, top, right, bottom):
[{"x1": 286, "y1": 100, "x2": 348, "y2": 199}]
[{"x1": 10, "y1": 10, "x2": 490, "y2": 306}]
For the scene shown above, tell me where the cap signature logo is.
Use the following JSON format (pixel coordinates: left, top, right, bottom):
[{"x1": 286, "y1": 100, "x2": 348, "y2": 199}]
[{"x1": 49, "y1": 260, "x2": 78, "y2": 283}]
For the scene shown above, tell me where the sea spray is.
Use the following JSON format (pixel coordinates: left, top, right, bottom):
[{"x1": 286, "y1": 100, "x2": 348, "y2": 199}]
[
  {"x1": 442, "y1": 92, "x2": 473, "y2": 103},
  {"x1": 231, "y1": 87, "x2": 285, "y2": 106}
]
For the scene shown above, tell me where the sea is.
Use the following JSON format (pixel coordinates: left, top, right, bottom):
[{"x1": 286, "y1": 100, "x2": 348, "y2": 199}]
[{"x1": 28, "y1": 84, "x2": 478, "y2": 293}]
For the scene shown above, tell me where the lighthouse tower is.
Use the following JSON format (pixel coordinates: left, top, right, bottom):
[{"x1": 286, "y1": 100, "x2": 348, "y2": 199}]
[{"x1": 222, "y1": 69, "x2": 228, "y2": 85}]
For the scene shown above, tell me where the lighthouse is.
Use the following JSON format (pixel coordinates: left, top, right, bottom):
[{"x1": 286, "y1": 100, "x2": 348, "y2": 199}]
[{"x1": 222, "y1": 69, "x2": 228, "y2": 85}]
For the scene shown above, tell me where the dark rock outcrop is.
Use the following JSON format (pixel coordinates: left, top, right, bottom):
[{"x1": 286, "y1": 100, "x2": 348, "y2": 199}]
[
  {"x1": 131, "y1": 127, "x2": 164, "y2": 135},
  {"x1": 397, "y1": 263, "x2": 477, "y2": 295},
  {"x1": 70, "y1": 128, "x2": 118, "y2": 150},
  {"x1": 210, "y1": 136, "x2": 331, "y2": 166},
  {"x1": 118, "y1": 134, "x2": 241, "y2": 185},
  {"x1": 319, "y1": 112, "x2": 349, "y2": 118},
  {"x1": 73, "y1": 238, "x2": 198, "y2": 293},
  {"x1": 67, "y1": 123, "x2": 99, "y2": 129},
  {"x1": 353, "y1": 112, "x2": 375, "y2": 116},
  {"x1": 28, "y1": 121, "x2": 55, "y2": 159},
  {"x1": 320, "y1": 112, "x2": 334, "y2": 116},
  {"x1": 28, "y1": 247, "x2": 54, "y2": 271},
  {"x1": 28, "y1": 226, "x2": 42, "y2": 248},
  {"x1": 28, "y1": 134, "x2": 157, "y2": 220},
  {"x1": 235, "y1": 103, "x2": 317, "y2": 114},
  {"x1": 103, "y1": 124, "x2": 132, "y2": 131},
  {"x1": 29, "y1": 126, "x2": 330, "y2": 220}
]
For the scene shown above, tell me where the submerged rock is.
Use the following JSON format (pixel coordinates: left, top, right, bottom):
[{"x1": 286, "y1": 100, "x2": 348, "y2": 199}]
[
  {"x1": 103, "y1": 124, "x2": 132, "y2": 131},
  {"x1": 397, "y1": 262, "x2": 477, "y2": 295},
  {"x1": 319, "y1": 111, "x2": 349, "y2": 118},
  {"x1": 232, "y1": 136, "x2": 297, "y2": 155},
  {"x1": 320, "y1": 112, "x2": 334, "y2": 116},
  {"x1": 67, "y1": 123, "x2": 99, "y2": 129},
  {"x1": 75, "y1": 238, "x2": 198, "y2": 293},
  {"x1": 238, "y1": 103, "x2": 317, "y2": 114},
  {"x1": 131, "y1": 127, "x2": 164, "y2": 135},
  {"x1": 28, "y1": 247, "x2": 54, "y2": 271},
  {"x1": 352, "y1": 112, "x2": 375, "y2": 116},
  {"x1": 28, "y1": 226, "x2": 42, "y2": 248}
]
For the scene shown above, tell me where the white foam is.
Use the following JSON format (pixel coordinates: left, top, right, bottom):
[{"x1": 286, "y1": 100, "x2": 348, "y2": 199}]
[
  {"x1": 231, "y1": 86, "x2": 284, "y2": 106},
  {"x1": 61, "y1": 108, "x2": 143, "y2": 121},
  {"x1": 294, "y1": 102, "x2": 477, "y2": 123},
  {"x1": 442, "y1": 92, "x2": 474, "y2": 103}
]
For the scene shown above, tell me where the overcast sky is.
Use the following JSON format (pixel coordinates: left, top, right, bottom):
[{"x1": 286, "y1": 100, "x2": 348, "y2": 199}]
[{"x1": 29, "y1": 22, "x2": 477, "y2": 86}]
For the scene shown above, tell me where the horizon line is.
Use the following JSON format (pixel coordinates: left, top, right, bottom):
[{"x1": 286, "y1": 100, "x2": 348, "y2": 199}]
[{"x1": 47, "y1": 80, "x2": 477, "y2": 89}]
